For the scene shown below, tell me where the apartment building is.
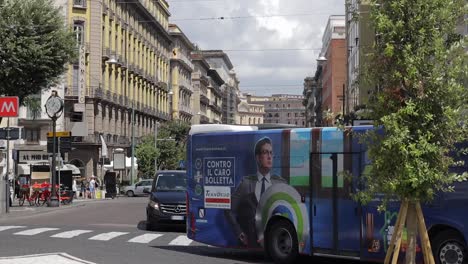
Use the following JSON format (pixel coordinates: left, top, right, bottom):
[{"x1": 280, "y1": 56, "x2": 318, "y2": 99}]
[
  {"x1": 169, "y1": 24, "x2": 194, "y2": 123},
  {"x1": 237, "y1": 93, "x2": 264, "y2": 125},
  {"x1": 346, "y1": 0, "x2": 373, "y2": 112},
  {"x1": 62, "y1": 0, "x2": 172, "y2": 179},
  {"x1": 320, "y1": 15, "x2": 347, "y2": 116},
  {"x1": 248, "y1": 94, "x2": 305, "y2": 126},
  {"x1": 191, "y1": 53, "x2": 211, "y2": 124},
  {"x1": 195, "y1": 50, "x2": 240, "y2": 125}
]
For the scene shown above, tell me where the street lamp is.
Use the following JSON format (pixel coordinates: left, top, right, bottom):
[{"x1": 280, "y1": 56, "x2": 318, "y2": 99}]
[{"x1": 45, "y1": 90, "x2": 64, "y2": 207}]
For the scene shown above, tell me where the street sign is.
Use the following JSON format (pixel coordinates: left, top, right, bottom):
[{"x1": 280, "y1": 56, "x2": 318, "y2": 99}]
[
  {"x1": 0, "y1": 127, "x2": 23, "y2": 140},
  {"x1": 47, "y1": 131, "x2": 71, "y2": 137},
  {"x1": 113, "y1": 152, "x2": 126, "y2": 170},
  {"x1": 0, "y1": 96, "x2": 19, "y2": 117},
  {"x1": 47, "y1": 131, "x2": 72, "y2": 153}
]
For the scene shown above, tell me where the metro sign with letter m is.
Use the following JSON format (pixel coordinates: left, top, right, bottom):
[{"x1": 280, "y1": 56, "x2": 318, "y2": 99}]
[{"x1": 0, "y1": 96, "x2": 19, "y2": 117}]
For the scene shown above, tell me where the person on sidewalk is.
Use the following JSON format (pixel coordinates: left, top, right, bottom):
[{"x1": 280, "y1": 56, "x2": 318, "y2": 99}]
[
  {"x1": 80, "y1": 180, "x2": 86, "y2": 199},
  {"x1": 89, "y1": 177, "x2": 96, "y2": 199},
  {"x1": 72, "y1": 179, "x2": 77, "y2": 198}
]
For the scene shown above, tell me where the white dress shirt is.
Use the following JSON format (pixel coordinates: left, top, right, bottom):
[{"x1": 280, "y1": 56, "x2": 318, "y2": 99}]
[{"x1": 255, "y1": 171, "x2": 272, "y2": 202}]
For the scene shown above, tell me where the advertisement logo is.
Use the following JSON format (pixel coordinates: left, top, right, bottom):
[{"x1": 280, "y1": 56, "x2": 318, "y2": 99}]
[
  {"x1": 195, "y1": 184, "x2": 203, "y2": 196},
  {"x1": 204, "y1": 186, "x2": 231, "y2": 209},
  {"x1": 198, "y1": 208, "x2": 205, "y2": 218}
]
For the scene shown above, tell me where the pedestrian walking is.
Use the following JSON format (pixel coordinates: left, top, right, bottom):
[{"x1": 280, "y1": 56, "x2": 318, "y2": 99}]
[
  {"x1": 72, "y1": 179, "x2": 77, "y2": 198},
  {"x1": 80, "y1": 180, "x2": 86, "y2": 199},
  {"x1": 89, "y1": 176, "x2": 96, "y2": 199}
]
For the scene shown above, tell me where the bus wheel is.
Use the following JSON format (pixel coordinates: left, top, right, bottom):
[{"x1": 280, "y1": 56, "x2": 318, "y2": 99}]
[
  {"x1": 432, "y1": 230, "x2": 467, "y2": 264},
  {"x1": 266, "y1": 219, "x2": 298, "y2": 264}
]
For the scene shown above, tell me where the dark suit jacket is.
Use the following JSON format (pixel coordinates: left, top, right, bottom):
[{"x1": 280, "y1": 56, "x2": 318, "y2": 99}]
[{"x1": 224, "y1": 174, "x2": 286, "y2": 246}]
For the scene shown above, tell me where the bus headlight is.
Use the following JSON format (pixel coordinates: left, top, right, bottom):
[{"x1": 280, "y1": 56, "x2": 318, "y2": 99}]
[{"x1": 149, "y1": 200, "x2": 159, "y2": 210}]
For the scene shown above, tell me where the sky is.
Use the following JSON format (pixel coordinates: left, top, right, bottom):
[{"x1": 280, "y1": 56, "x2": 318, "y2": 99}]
[{"x1": 167, "y1": 0, "x2": 345, "y2": 96}]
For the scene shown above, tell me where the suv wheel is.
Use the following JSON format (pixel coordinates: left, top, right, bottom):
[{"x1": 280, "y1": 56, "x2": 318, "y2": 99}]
[{"x1": 126, "y1": 190, "x2": 134, "y2": 197}]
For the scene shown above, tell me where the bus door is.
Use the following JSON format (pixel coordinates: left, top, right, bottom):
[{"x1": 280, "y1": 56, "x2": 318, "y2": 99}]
[{"x1": 311, "y1": 151, "x2": 361, "y2": 257}]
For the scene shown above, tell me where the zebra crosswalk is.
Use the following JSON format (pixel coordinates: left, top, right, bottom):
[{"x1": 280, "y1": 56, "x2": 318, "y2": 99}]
[{"x1": 0, "y1": 225, "x2": 201, "y2": 246}]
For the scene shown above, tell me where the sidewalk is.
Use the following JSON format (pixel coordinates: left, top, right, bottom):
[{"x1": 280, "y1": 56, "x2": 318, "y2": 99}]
[{"x1": 0, "y1": 197, "x2": 89, "y2": 221}]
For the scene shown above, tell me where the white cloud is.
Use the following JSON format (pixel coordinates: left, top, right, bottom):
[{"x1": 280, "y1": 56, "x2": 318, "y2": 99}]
[{"x1": 168, "y1": 0, "x2": 345, "y2": 96}]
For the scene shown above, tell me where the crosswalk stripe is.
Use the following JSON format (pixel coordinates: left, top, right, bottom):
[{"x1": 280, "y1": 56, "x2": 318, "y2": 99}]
[
  {"x1": 14, "y1": 228, "x2": 59, "y2": 236},
  {"x1": 168, "y1": 235, "x2": 193, "y2": 246},
  {"x1": 88, "y1": 232, "x2": 128, "y2": 241},
  {"x1": 0, "y1": 226, "x2": 25, "y2": 232},
  {"x1": 51, "y1": 230, "x2": 93, "y2": 238},
  {"x1": 127, "y1": 233, "x2": 163, "y2": 243}
]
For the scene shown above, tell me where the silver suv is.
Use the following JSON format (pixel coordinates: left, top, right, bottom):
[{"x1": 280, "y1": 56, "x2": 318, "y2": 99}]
[{"x1": 124, "y1": 179, "x2": 152, "y2": 197}]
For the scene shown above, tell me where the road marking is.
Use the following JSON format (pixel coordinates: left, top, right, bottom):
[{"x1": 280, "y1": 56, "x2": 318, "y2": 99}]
[
  {"x1": 168, "y1": 235, "x2": 193, "y2": 246},
  {"x1": 0, "y1": 252, "x2": 97, "y2": 264},
  {"x1": 88, "y1": 232, "x2": 128, "y2": 241},
  {"x1": 0, "y1": 226, "x2": 25, "y2": 232},
  {"x1": 51, "y1": 230, "x2": 93, "y2": 238},
  {"x1": 127, "y1": 233, "x2": 163, "y2": 243},
  {"x1": 14, "y1": 228, "x2": 59, "y2": 236}
]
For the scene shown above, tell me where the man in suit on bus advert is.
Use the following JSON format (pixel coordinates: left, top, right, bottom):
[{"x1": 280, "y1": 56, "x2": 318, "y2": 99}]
[{"x1": 225, "y1": 136, "x2": 286, "y2": 247}]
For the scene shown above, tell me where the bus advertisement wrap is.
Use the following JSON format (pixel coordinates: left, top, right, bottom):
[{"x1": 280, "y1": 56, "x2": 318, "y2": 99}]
[{"x1": 186, "y1": 125, "x2": 468, "y2": 264}]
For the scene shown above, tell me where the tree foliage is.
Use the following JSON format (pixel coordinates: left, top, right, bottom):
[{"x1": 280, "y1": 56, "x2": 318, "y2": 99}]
[
  {"x1": 135, "y1": 121, "x2": 190, "y2": 178},
  {"x1": 356, "y1": 0, "x2": 468, "y2": 209},
  {"x1": 0, "y1": 0, "x2": 76, "y2": 103}
]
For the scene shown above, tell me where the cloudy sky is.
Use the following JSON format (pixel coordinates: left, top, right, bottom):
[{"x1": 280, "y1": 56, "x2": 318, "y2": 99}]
[{"x1": 167, "y1": 0, "x2": 345, "y2": 96}]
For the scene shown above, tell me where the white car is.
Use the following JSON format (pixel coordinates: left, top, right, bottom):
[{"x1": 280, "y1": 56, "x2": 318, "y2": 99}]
[{"x1": 124, "y1": 179, "x2": 152, "y2": 197}]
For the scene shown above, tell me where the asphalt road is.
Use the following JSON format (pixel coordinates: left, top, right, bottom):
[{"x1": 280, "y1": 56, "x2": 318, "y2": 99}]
[{"x1": 0, "y1": 197, "x2": 360, "y2": 264}]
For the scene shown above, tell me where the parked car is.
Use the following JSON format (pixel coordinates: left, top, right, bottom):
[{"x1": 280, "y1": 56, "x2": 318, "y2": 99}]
[
  {"x1": 124, "y1": 179, "x2": 152, "y2": 197},
  {"x1": 144, "y1": 170, "x2": 186, "y2": 230}
]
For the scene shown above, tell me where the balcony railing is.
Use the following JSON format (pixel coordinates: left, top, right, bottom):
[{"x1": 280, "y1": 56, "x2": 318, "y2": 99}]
[{"x1": 102, "y1": 47, "x2": 110, "y2": 59}]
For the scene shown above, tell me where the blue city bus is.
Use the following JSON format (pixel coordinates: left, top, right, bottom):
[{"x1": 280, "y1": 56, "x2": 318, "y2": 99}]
[{"x1": 185, "y1": 124, "x2": 468, "y2": 264}]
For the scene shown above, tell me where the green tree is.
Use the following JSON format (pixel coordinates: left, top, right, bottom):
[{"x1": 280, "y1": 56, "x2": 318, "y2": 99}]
[
  {"x1": 23, "y1": 95, "x2": 41, "y2": 119},
  {"x1": 356, "y1": 0, "x2": 467, "y2": 263},
  {"x1": 0, "y1": 0, "x2": 76, "y2": 103},
  {"x1": 135, "y1": 120, "x2": 190, "y2": 177}
]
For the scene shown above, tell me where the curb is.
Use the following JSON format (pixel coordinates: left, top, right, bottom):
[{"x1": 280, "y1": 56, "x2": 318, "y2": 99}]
[{"x1": 0, "y1": 202, "x2": 86, "y2": 222}]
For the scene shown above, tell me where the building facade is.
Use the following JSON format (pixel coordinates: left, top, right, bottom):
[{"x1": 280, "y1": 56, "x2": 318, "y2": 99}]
[
  {"x1": 346, "y1": 0, "x2": 373, "y2": 112},
  {"x1": 320, "y1": 15, "x2": 347, "y2": 118},
  {"x1": 237, "y1": 93, "x2": 264, "y2": 125},
  {"x1": 62, "y1": 0, "x2": 173, "y2": 180},
  {"x1": 190, "y1": 53, "x2": 211, "y2": 124},
  {"x1": 169, "y1": 24, "x2": 194, "y2": 123},
  {"x1": 250, "y1": 94, "x2": 305, "y2": 126},
  {"x1": 196, "y1": 50, "x2": 240, "y2": 125}
]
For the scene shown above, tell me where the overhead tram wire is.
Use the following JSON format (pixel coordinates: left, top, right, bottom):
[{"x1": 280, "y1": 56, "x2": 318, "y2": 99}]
[{"x1": 171, "y1": 13, "x2": 329, "y2": 21}]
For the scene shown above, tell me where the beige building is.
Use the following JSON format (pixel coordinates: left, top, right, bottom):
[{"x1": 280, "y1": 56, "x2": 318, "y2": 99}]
[
  {"x1": 169, "y1": 24, "x2": 194, "y2": 123},
  {"x1": 237, "y1": 93, "x2": 264, "y2": 125},
  {"x1": 61, "y1": 0, "x2": 172, "y2": 180},
  {"x1": 191, "y1": 52, "x2": 223, "y2": 124},
  {"x1": 194, "y1": 50, "x2": 240, "y2": 125},
  {"x1": 251, "y1": 94, "x2": 305, "y2": 126}
]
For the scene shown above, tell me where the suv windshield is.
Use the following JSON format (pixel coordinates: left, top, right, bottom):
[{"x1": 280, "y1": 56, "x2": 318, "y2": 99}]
[{"x1": 155, "y1": 173, "x2": 186, "y2": 192}]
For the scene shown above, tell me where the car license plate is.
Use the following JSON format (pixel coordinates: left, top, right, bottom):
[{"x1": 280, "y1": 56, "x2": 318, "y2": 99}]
[{"x1": 171, "y1": 215, "x2": 184, "y2": 220}]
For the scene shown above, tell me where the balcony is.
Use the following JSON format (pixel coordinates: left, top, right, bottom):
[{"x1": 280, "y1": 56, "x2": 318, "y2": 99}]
[
  {"x1": 102, "y1": 47, "x2": 110, "y2": 60},
  {"x1": 86, "y1": 87, "x2": 103, "y2": 99},
  {"x1": 102, "y1": 2, "x2": 108, "y2": 15},
  {"x1": 128, "y1": 64, "x2": 135, "y2": 73},
  {"x1": 178, "y1": 104, "x2": 193, "y2": 116}
]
